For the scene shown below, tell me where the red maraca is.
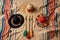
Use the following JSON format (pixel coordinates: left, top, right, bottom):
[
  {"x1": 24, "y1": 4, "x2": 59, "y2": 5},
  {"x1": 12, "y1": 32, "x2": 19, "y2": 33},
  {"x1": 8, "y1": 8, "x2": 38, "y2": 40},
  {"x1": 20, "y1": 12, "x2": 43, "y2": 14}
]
[
  {"x1": 26, "y1": 16, "x2": 31, "y2": 39},
  {"x1": 26, "y1": 32, "x2": 31, "y2": 39}
]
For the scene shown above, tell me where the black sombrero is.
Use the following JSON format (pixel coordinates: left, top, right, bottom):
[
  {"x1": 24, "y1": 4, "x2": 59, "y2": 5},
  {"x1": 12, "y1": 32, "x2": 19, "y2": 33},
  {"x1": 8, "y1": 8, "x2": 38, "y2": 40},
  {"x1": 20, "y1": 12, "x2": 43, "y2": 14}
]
[{"x1": 8, "y1": 14, "x2": 24, "y2": 28}]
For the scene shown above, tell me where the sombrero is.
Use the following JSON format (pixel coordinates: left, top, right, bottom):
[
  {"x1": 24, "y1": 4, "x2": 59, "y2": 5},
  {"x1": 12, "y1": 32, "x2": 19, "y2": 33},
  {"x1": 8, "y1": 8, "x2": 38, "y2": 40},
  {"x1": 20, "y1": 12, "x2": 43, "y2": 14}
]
[
  {"x1": 17, "y1": 1, "x2": 40, "y2": 16},
  {"x1": 8, "y1": 14, "x2": 24, "y2": 28}
]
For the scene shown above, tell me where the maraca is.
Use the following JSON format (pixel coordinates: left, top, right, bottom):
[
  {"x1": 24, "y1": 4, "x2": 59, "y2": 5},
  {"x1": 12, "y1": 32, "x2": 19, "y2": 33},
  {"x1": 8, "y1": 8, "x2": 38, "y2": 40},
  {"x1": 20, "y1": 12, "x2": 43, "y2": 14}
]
[
  {"x1": 23, "y1": 16, "x2": 28, "y2": 36},
  {"x1": 26, "y1": 16, "x2": 31, "y2": 39}
]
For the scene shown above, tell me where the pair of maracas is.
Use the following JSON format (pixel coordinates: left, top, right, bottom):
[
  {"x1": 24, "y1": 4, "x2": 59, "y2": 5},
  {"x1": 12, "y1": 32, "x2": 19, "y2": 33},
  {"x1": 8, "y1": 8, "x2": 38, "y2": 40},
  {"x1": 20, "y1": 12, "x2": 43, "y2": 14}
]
[{"x1": 23, "y1": 16, "x2": 34, "y2": 39}]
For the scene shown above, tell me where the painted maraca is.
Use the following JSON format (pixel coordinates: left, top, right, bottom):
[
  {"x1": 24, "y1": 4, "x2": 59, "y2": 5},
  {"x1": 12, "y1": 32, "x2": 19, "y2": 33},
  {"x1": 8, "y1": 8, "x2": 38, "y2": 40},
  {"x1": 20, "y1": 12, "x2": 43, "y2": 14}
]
[{"x1": 23, "y1": 16, "x2": 28, "y2": 36}]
